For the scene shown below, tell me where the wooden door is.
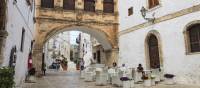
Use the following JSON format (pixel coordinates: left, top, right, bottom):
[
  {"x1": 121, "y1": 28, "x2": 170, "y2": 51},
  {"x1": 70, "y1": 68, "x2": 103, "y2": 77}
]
[{"x1": 148, "y1": 35, "x2": 160, "y2": 69}]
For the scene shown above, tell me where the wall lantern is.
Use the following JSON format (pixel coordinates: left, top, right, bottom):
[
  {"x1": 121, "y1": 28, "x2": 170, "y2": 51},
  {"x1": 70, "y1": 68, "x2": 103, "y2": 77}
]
[{"x1": 140, "y1": 6, "x2": 155, "y2": 22}]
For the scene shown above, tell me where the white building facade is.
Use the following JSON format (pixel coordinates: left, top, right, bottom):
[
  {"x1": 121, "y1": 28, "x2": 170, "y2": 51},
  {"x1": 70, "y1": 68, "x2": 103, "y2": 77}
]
[
  {"x1": 77, "y1": 32, "x2": 93, "y2": 67},
  {"x1": 1, "y1": 0, "x2": 35, "y2": 86},
  {"x1": 119, "y1": 0, "x2": 200, "y2": 85},
  {"x1": 44, "y1": 32, "x2": 70, "y2": 67}
]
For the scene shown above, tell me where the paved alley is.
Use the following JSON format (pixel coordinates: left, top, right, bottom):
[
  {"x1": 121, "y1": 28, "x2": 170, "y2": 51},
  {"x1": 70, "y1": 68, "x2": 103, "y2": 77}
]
[{"x1": 19, "y1": 70, "x2": 200, "y2": 88}]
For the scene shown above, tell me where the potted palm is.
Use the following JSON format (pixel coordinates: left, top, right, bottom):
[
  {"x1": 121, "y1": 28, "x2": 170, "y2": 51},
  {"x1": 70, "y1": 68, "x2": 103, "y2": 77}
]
[
  {"x1": 164, "y1": 74, "x2": 175, "y2": 85},
  {"x1": 61, "y1": 59, "x2": 68, "y2": 71},
  {"x1": 142, "y1": 75, "x2": 151, "y2": 87}
]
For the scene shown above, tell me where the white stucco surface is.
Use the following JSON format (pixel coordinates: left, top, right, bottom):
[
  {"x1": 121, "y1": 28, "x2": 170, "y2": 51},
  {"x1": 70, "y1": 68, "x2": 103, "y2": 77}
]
[
  {"x1": 3, "y1": 0, "x2": 35, "y2": 86},
  {"x1": 119, "y1": 0, "x2": 200, "y2": 85}
]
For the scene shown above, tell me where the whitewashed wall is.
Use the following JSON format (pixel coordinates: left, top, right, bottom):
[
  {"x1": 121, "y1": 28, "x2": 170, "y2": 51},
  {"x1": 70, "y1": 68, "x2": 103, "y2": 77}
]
[
  {"x1": 3, "y1": 0, "x2": 35, "y2": 86},
  {"x1": 119, "y1": 0, "x2": 200, "y2": 85}
]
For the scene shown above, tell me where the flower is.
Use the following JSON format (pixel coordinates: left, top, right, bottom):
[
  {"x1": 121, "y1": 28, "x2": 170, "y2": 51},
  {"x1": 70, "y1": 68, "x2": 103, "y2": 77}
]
[
  {"x1": 164, "y1": 74, "x2": 175, "y2": 78},
  {"x1": 141, "y1": 75, "x2": 149, "y2": 80},
  {"x1": 120, "y1": 77, "x2": 130, "y2": 81}
]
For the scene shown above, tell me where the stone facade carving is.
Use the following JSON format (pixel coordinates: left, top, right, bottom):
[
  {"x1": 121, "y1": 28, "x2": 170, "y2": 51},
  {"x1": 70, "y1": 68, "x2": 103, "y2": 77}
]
[{"x1": 33, "y1": 0, "x2": 119, "y2": 75}]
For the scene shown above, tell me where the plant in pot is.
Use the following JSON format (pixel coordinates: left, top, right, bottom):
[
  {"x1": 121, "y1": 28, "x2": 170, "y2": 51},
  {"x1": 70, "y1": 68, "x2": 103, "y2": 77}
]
[
  {"x1": 0, "y1": 67, "x2": 15, "y2": 88},
  {"x1": 28, "y1": 68, "x2": 36, "y2": 82},
  {"x1": 142, "y1": 75, "x2": 151, "y2": 87},
  {"x1": 61, "y1": 59, "x2": 68, "y2": 71},
  {"x1": 151, "y1": 75, "x2": 156, "y2": 86},
  {"x1": 164, "y1": 74, "x2": 175, "y2": 85},
  {"x1": 120, "y1": 77, "x2": 131, "y2": 88}
]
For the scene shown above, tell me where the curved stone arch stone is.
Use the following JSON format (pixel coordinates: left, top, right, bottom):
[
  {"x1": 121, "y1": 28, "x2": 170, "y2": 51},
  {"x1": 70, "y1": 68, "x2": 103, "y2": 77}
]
[
  {"x1": 43, "y1": 25, "x2": 113, "y2": 50},
  {"x1": 183, "y1": 20, "x2": 200, "y2": 55},
  {"x1": 144, "y1": 30, "x2": 163, "y2": 70}
]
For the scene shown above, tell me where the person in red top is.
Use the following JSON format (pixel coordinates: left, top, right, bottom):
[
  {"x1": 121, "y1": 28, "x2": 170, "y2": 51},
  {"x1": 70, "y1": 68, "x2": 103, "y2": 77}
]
[{"x1": 28, "y1": 53, "x2": 33, "y2": 70}]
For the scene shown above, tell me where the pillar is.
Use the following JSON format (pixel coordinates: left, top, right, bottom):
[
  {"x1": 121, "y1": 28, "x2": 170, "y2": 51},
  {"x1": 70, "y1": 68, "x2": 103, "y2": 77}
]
[
  {"x1": 105, "y1": 48, "x2": 119, "y2": 67},
  {"x1": 0, "y1": 30, "x2": 8, "y2": 66},
  {"x1": 95, "y1": 0, "x2": 103, "y2": 12}
]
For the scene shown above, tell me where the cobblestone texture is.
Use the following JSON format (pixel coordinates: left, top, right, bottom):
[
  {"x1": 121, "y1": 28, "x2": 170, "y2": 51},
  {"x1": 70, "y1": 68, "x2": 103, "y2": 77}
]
[{"x1": 19, "y1": 70, "x2": 200, "y2": 88}]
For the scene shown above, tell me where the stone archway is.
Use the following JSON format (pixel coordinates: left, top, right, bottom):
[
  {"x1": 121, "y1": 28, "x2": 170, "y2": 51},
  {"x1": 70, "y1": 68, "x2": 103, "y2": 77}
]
[
  {"x1": 33, "y1": 24, "x2": 118, "y2": 75},
  {"x1": 33, "y1": 0, "x2": 119, "y2": 75}
]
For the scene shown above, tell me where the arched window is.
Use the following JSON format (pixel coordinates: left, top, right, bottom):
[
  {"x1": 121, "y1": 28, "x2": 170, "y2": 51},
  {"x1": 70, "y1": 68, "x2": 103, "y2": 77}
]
[
  {"x1": 187, "y1": 24, "x2": 200, "y2": 52},
  {"x1": 63, "y1": 0, "x2": 75, "y2": 10},
  {"x1": 148, "y1": 34, "x2": 160, "y2": 69},
  {"x1": 103, "y1": 0, "x2": 114, "y2": 13},
  {"x1": 84, "y1": 0, "x2": 95, "y2": 12},
  {"x1": 148, "y1": 0, "x2": 159, "y2": 9},
  {"x1": 41, "y1": 0, "x2": 54, "y2": 8}
]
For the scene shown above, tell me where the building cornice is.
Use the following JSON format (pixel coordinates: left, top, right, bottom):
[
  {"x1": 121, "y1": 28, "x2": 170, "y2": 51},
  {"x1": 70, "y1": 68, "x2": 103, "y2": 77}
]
[
  {"x1": 36, "y1": 17, "x2": 119, "y2": 26},
  {"x1": 119, "y1": 4, "x2": 200, "y2": 36}
]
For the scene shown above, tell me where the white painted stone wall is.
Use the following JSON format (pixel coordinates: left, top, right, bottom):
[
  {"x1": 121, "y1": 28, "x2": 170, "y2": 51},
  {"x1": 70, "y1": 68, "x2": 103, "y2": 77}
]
[
  {"x1": 2, "y1": 0, "x2": 35, "y2": 86},
  {"x1": 79, "y1": 32, "x2": 93, "y2": 67},
  {"x1": 119, "y1": 0, "x2": 200, "y2": 85}
]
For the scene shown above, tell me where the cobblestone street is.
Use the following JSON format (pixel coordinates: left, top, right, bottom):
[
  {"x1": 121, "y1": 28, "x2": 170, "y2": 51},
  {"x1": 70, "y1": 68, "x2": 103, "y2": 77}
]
[{"x1": 19, "y1": 70, "x2": 200, "y2": 88}]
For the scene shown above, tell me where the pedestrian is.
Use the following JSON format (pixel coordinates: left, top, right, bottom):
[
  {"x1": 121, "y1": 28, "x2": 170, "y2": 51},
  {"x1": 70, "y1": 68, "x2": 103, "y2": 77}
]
[
  {"x1": 80, "y1": 58, "x2": 85, "y2": 71},
  {"x1": 135, "y1": 63, "x2": 144, "y2": 83}
]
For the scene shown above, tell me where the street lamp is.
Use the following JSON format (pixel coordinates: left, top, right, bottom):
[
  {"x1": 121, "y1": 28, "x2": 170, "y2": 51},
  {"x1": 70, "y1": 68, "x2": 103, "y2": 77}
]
[{"x1": 140, "y1": 6, "x2": 155, "y2": 22}]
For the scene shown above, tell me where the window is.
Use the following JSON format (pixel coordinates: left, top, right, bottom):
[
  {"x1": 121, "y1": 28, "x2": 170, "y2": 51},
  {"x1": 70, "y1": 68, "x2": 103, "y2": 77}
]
[
  {"x1": 188, "y1": 24, "x2": 200, "y2": 52},
  {"x1": 0, "y1": 0, "x2": 6, "y2": 30},
  {"x1": 84, "y1": 0, "x2": 95, "y2": 12},
  {"x1": 103, "y1": 0, "x2": 114, "y2": 13},
  {"x1": 63, "y1": 0, "x2": 75, "y2": 10},
  {"x1": 128, "y1": 7, "x2": 133, "y2": 16},
  {"x1": 41, "y1": 0, "x2": 54, "y2": 8},
  {"x1": 20, "y1": 28, "x2": 25, "y2": 52},
  {"x1": 148, "y1": 0, "x2": 159, "y2": 9}
]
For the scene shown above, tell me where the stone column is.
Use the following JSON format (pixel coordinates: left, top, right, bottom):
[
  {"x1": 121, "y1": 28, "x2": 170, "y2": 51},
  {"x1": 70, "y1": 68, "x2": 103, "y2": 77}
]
[
  {"x1": 0, "y1": 30, "x2": 8, "y2": 66},
  {"x1": 32, "y1": 44, "x2": 43, "y2": 77},
  {"x1": 105, "y1": 48, "x2": 119, "y2": 67},
  {"x1": 95, "y1": 0, "x2": 103, "y2": 12},
  {"x1": 114, "y1": 0, "x2": 118, "y2": 13},
  {"x1": 76, "y1": 0, "x2": 83, "y2": 10}
]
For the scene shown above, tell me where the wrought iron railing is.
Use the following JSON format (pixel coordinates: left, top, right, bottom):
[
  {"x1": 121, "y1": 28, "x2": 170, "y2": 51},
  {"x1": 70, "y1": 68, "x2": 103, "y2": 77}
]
[{"x1": 0, "y1": 0, "x2": 6, "y2": 30}]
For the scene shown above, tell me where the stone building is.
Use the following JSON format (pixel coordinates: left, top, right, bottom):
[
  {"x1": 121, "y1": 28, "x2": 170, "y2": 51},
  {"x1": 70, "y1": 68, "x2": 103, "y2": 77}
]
[
  {"x1": 76, "y1": 32, "x2": 93, "y2": 67},
  {"x1": 118, "y1": 0, "x2": 200, "y2": 85},
  {"x1": 44, "y1": 32, "x2": 70, "y2": 67},
  {"x1": 91, "y1": 37, "x2": 106, "y2": 64},
  {"x1": 0, "y1": 0, "x2": 35, "y2": 86},
  {"x1": 33, "y1": 0, "x2": 119, "y2": 74}
]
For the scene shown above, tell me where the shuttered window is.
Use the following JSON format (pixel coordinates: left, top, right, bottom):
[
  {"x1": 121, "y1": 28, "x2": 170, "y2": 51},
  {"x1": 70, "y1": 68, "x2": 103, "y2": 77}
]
[
  {"x1": 148, "y1": 35, "x2": 160, "y2": 69},
  {"x1": 0, "y1": 1, "x2": 6, "y2": 30},
  {"x1": 41, "y1": 0, "x2": 54, "y2": 8},
  {"x1": 63, "y1": 0, "x2": 75, "y2": 10},
  {"x1": 84, "y1": 0, "x2": 95, "y2": 12},
  {"x1": 103, "y1": 0, "x2": 114, "y2": 13},
  {"x1": 148, "y1": 0, "x2": 159, "y2": 9},
  {"x1": 188, "y1": 24, "x2": 200, "y2": 52}
]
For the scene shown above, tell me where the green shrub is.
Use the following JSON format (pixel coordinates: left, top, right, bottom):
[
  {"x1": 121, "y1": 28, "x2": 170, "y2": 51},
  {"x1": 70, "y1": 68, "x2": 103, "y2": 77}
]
[{"x1": 0, "y1": 67, "x2": 15, "y2": 88}]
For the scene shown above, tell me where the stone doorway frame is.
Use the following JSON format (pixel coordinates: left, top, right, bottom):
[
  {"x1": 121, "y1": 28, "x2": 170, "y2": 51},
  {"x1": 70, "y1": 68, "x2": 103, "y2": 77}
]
[{"x1": 144, "y1": 30, "x2": 163, "y2": 70}]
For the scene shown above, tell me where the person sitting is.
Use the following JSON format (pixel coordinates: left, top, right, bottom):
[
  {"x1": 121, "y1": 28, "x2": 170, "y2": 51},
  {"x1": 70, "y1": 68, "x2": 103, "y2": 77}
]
[{"x1": 135, "y1": 64, "x2": 144, "y2": 83}]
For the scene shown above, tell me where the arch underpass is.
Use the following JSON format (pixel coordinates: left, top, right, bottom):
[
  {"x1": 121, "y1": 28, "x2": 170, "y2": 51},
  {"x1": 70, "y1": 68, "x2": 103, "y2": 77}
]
[{"x1": 32, "y1": 0, "x2": 119, "y2": 75}]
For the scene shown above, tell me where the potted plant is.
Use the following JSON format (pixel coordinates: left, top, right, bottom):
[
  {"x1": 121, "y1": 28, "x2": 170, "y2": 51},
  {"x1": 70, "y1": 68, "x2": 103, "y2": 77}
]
[
  {"x1": 151, "y1": 75, "x2": 156, "y2": 86},
  {"x1": 28, "y1": 67, "x2": 36, "y2": 82},
  {"x1": 120, "y1": 77, "x2": 131, "y2": 88},
  {"x1": 0, "y1": 67, "x2": 15, "y2": 88},
  {"x1": 164, "y1": 74, "x2": 175, "y2": 85},
  {"x1": 142, "y1": 75, "x2": 151, "y2": 87},
  {"x1": 61, "y1": 59, "x2": 68, "y2": 71}
]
